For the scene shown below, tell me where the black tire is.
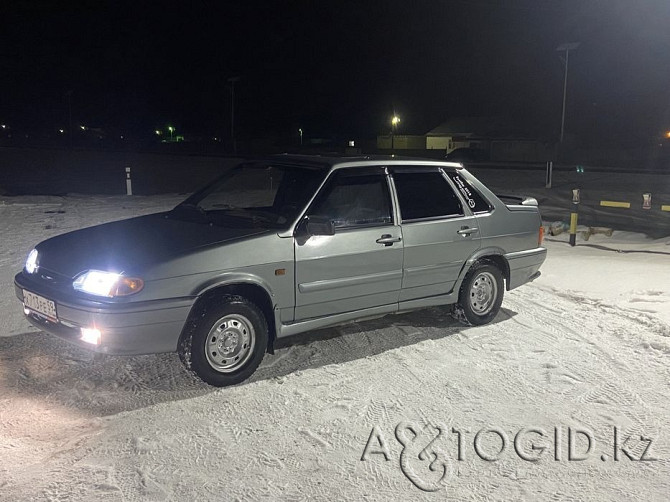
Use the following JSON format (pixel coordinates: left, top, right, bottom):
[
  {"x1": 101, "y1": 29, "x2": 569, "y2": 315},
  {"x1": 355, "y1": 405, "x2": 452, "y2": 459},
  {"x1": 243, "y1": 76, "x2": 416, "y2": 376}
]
[
  {"x1": 178, "y1": 295, "x2": 268, "y2": 387},
  {"x1": 456, "y1": 262, "x2": 504, "y2": 326}
]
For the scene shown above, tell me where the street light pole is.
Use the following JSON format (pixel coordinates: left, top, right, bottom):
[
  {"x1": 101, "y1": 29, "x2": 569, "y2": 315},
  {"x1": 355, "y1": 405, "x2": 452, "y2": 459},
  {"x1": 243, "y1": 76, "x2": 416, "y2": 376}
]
[
  {"x1": 227, "y1": 76, "x2": 240, "y2": 154},
  {"x1": 65, "y1": 90, "x2": 73, "y2": 149},
  {"x1": 556, "y1": 42, "x2": 580, "y2": 144}
]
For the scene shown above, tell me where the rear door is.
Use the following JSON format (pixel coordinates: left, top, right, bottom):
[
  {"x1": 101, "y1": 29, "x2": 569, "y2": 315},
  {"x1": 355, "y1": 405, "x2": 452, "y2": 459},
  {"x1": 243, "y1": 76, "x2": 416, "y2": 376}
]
[
  {"x1": 391, "y1": 167, "x2": 481, "y2": 302},
  {"x1": 294, "y1": 167, "x2": 403, "y2": 320}
]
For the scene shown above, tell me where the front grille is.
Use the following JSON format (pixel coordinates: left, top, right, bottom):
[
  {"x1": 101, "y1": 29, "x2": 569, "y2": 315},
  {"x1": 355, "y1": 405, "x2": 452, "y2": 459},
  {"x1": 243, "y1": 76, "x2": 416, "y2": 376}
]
[{"x1": 34, "y1": 268, "x2": 72, "y2": 288}]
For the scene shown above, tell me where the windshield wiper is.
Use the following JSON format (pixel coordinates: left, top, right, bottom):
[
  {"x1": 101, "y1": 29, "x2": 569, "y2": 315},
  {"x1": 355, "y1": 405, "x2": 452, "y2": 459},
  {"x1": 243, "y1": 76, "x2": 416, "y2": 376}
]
[
  {"x1": 171, "y1": 203, "x2": 209, "y2": 220},
  {"x1": 211, "y1": 208, "x2": 282, "y2": 228}
]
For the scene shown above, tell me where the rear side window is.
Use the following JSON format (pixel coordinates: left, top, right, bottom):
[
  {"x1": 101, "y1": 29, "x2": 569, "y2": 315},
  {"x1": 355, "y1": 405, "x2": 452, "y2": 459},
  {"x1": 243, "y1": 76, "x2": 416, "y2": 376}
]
[
  {"x1": 393, "y1": 171, "x2": 463, "y2": 221},
  {"x1": 445, "y1": 172, "x2": 492, "y2": 213}
]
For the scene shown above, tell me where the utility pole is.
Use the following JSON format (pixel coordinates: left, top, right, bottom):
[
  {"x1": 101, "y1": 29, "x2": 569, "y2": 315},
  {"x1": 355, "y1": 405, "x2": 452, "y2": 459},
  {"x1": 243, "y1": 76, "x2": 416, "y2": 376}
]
[
  {"x1": 227, "y1": 76, "x2": 240, "y2": 153},
  {"x1": 556, "y1": 42, "x2": 580, "y2": 144},
  {"x1": 65, "y1": 90, "x2": 73, "y2": 149}
]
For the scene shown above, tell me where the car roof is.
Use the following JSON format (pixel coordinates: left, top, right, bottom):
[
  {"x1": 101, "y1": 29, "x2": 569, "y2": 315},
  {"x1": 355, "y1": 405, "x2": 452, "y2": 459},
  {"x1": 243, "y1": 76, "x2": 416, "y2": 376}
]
[{"x1": 246, "y1": 153, "x2": 463, "y2": 170}]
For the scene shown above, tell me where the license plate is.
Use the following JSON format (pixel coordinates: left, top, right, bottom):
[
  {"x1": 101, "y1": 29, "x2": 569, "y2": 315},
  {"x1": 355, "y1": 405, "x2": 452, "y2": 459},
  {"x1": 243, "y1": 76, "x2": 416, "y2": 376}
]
[{"x1": 23, "y1": 290, "x2": 58, "y2": 321}]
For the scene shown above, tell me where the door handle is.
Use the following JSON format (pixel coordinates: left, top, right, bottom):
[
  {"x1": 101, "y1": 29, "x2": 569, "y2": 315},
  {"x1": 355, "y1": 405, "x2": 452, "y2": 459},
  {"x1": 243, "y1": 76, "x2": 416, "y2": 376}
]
[
  {"x1": 457, "y1": 227, "x2": 479, "y2": 236},
  {"x1": 376, "y1": 234, "x2": 402, "y2": 246}
]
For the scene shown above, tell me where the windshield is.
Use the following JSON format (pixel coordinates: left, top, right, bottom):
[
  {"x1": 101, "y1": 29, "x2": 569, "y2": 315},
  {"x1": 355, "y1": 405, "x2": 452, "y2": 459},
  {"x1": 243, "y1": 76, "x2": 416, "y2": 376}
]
[{"x1": 173, "y1": 162, "x2": 327, "y2": 229}]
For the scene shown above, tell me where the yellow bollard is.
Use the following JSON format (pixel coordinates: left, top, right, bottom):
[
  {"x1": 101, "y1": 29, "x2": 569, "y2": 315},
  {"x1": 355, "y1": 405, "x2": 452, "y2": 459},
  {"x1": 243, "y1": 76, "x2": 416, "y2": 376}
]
[{"x1": 569, "y1": 212, "x2": 578, "y2": 246}]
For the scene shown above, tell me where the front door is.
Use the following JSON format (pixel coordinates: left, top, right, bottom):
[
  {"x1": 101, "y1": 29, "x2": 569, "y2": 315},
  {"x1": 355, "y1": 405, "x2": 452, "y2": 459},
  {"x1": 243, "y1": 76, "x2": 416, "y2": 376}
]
[{"x1": 294, "y1": 167, "x2": 403, "y2": 320}]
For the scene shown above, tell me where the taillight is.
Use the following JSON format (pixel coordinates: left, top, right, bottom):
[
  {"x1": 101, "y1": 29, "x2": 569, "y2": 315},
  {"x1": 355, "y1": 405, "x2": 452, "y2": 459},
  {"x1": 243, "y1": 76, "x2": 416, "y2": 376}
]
[{"x1": 538, "y1": 225, "x2": 545, "y2": 246}]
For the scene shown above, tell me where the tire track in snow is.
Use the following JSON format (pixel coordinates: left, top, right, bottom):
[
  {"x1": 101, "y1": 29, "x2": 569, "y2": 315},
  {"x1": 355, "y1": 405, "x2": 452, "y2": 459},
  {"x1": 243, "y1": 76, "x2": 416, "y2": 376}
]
[{"x1": 507, "y1": 287, "x2": 665, "y2": 455}]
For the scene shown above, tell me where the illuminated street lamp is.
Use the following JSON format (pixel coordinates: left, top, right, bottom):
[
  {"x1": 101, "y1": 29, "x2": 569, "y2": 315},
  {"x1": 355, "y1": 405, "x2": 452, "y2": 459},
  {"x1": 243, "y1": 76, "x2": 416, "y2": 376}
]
[
  {"x1": 168, "y1": 126, "x2": 175, "y2": 141},
  {"x1": 155, "y1": 129, "x2": 162, "y2": 136},
  {"x1": 665, "y1": 131, "x2": 670, "y2": 139},
  {"x1": 556, "y1": 42, "x2": 580, "y2": 144},
  {"x1": 299, "y1": 128, "x2": 303, "y2": 146},
  {"x1": 391, "y1": 115, "x2": 400, "y2": 150}
]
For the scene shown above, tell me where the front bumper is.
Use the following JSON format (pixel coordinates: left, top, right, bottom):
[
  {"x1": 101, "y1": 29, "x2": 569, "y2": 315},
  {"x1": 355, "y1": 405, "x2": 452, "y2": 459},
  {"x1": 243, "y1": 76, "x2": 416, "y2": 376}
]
[{"x1": 15, "y1": 273, "x2": 194, "y2": 355}]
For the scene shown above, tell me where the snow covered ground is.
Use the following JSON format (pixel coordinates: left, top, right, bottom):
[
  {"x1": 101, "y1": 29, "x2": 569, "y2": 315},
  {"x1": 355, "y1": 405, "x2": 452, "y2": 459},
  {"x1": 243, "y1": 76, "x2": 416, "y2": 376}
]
[{"x1": 1, "y1": 194, "x2": 669, "y2": 501}]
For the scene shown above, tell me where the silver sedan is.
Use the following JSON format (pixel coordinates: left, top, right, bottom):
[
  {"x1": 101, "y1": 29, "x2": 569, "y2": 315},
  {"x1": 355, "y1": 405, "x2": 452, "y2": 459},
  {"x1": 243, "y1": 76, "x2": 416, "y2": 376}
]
[{"x1": 16, "y1": 156, "x2": 546, "y2": 386}]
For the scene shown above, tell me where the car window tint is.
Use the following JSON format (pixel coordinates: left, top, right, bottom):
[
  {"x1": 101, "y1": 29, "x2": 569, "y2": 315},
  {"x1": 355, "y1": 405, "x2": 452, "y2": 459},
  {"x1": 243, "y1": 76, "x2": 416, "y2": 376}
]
[
  {"x1": 444, "y1": 172, "x2": 492, "y2": 213},
  {"x1": 310, "y1": 172, "x2": 392, "y2": 229},
  {"x1": 393, "y1": 171, "x2": 463, "y2": 221}
]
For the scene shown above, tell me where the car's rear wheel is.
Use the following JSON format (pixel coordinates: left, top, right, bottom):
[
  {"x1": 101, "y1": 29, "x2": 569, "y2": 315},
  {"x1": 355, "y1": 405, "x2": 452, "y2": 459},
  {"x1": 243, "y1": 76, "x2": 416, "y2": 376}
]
[
  {"x1": 456, "y1": 262, "x2": 504, "y2": 326},
  {"x1": 179, "y1": 295, "x2": 268, "y2": 387}
]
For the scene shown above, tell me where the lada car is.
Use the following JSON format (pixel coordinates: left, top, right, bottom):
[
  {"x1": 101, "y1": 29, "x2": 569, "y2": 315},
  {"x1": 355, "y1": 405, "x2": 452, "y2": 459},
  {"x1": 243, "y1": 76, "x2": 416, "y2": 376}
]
[{"x1": 16, "y1": 155, "x2": 546, "y2": 386}]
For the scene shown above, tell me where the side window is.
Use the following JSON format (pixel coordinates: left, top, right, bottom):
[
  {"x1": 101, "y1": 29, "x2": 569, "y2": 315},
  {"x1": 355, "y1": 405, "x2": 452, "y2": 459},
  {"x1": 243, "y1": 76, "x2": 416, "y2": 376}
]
[
  {"x1": 445, "y1": 171, "x2": 492, "y2": 213},
  {"x1": 393, "y1": 171, "x2": 463, "y2": 221},
  {"x1": 309, "y1": 171, "x2": 393, "y2": 229}
]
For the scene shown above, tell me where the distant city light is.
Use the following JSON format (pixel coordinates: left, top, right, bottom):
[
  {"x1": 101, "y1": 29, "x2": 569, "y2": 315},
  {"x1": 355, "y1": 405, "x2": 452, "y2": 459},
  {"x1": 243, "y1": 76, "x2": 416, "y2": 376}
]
[
  {"x1": 1, "y1": 124, "x2": 6, "y2": 129},
  {"x1": 80, "y1": 125, "x2": 87, "y2": 130},
  {"x1": 391, "y1": 115, "x2": 400, "y2": 127},
  {"x1": 349, "y1": 140, "x2": 355, "y2": 147},
  {"x1": 58, "y1": 129, "x2": 64, "y2": 133},
  {"x1": 155, "y1": 130, "x2": 162, "y2": 135},
  {"x1": 665, "y1": 131, "x2": 670, "y2": 139}
]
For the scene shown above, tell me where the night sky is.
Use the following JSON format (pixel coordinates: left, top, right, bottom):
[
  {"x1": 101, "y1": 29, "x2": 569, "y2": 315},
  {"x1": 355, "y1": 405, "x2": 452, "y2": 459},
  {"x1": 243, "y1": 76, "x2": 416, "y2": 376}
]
[{"x1": 2, "y1": 0, "x2": 670, "y2": 144}]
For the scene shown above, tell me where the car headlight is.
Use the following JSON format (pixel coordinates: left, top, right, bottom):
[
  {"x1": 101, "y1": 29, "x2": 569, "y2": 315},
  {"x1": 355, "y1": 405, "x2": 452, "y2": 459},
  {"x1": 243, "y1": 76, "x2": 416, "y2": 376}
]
[
  {"x1": 25, "y1": 249, "x2": 39, "y2": 274},
  {"x1": 73, "y1": 270, "x2": 144, "y2": 297}
]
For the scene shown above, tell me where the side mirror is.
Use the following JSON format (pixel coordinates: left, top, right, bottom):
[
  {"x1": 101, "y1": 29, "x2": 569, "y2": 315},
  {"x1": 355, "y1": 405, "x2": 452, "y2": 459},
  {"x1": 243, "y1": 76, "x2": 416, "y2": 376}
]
[{"x1": 305, "y1": 215, "x2": 335, "y2": 236}]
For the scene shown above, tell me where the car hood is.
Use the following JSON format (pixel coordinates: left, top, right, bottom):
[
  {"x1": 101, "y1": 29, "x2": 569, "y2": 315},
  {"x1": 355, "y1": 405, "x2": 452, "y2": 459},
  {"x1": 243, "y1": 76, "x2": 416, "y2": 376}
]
[{"x1": 34, "y1": 212, "x2": 270, "y2": 278}]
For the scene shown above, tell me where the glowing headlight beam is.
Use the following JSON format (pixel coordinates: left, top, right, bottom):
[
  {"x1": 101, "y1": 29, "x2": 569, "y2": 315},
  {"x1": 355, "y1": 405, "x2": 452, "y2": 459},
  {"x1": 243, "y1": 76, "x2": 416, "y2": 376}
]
[
  {"x1": 73, "y1": 271, "x2": 121, "y2": 296},
  {"x1": 72, "y1": 270, "x2": 144, "y2": 297},
  {"x1": 25, "y1": 249, "x2": 39, "y2": 274}
]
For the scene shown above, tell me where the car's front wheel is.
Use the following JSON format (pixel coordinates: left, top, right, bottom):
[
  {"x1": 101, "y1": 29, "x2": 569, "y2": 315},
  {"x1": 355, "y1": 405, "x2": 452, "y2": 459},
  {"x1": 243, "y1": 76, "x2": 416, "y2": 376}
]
[
  {"x1": 456, "y1": 262, "x2": 504, "y2": 326},
  {"x1": 179, "y1": 295, "x2": 268, "y2": 387}
]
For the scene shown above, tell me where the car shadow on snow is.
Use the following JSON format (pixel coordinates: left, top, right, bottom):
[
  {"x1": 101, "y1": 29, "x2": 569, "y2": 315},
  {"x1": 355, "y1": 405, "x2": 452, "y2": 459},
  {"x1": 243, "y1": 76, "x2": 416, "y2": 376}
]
[{"x1": 0, "y1": 306, "x2": 517, "y2": 417}]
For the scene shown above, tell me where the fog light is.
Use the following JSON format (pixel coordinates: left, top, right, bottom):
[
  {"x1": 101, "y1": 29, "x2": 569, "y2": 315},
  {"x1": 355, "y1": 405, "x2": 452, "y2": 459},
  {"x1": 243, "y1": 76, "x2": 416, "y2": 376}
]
[{"x1": 80, "y1": 327, "x2": 101, "y2": 345}]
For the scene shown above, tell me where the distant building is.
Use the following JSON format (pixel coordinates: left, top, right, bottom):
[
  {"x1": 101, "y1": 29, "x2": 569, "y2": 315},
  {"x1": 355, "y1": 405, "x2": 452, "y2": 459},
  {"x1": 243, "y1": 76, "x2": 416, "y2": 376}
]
[
  {"x1": 377, "y1": 134, "x2": 426, "y2": 150},
  {"x1": 425, "y1": 116, "x2": 549, "y2": 162},
  {"x1": 425, "y1": 116, "x2": 513, "y2": 152},
  {"x1": 375, "y1": 116, "x2": 548, "y2": 161}
]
